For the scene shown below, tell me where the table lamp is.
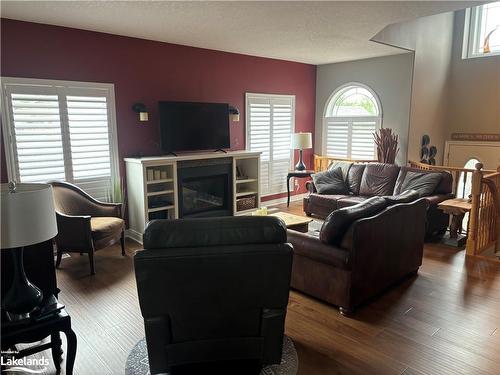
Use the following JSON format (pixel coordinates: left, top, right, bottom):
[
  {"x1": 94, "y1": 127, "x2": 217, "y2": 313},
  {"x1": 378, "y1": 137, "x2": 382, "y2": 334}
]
[
  {"x1": 291, "y1": 132, "x2": 312, "y2": 171},
  {"x1": 1, "y1": 182, "x2": 58, "y2": 320}
]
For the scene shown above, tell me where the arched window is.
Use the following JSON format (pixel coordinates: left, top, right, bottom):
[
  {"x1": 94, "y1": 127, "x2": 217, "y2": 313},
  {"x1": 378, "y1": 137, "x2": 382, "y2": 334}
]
[
  {"x1": 324, "y1": 83, "x2": 382, "y2": 160},
  {"x1": 457, "y1": 158, "x2": 481, "y2": 199}
]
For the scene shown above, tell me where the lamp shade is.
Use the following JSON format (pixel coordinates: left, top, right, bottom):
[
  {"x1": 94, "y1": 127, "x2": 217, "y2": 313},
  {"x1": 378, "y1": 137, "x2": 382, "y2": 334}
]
[
  {"x1": 291, "y1": 132, "x2": 312, "y2": 150},
  {"x1": 1, "y1": 183, "x2": 58, "y2": 249}
]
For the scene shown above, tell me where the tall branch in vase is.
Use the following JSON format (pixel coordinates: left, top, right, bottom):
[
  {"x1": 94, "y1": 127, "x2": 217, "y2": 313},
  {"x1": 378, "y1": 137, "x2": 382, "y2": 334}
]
[{"x1": 373, "y1": 128, "x2": 399, "y2": 164}]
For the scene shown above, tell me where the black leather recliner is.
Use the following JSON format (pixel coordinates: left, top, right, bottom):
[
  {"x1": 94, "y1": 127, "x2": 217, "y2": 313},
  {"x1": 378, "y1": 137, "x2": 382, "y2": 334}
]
[{"x1": 134, "y1": 216, "x2": 293, "y2": 374}]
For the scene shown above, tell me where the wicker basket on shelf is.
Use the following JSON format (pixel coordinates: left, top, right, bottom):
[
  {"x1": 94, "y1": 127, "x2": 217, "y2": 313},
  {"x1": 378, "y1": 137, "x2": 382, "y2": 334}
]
[{"x1": 237, "y1": 195, "x2": 257, "y2": 211}]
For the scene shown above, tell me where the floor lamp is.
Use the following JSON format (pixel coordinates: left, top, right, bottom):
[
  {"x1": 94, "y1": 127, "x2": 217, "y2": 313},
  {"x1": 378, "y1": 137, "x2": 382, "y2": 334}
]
[{"x1": 1, "y1": 182, "x2": 58, "y2": 320}]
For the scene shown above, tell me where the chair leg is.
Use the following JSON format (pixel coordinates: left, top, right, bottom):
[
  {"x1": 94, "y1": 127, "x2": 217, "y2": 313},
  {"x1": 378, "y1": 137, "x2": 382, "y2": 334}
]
[
  {"x1": 56, "y1": 247, "x2": 63, "y2": 268},
  {"x1": 120, "y1": 231, "x2": 125, "y2": 256},
  {"x1": 89, "y1": 249, "x2": 96, "y2": 275}
]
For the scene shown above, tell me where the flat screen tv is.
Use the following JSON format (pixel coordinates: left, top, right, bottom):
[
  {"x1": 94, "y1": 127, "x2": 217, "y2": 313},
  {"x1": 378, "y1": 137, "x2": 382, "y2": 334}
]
[{"x1": 159, "y1": 101, "x2": 230, "y2": 153}]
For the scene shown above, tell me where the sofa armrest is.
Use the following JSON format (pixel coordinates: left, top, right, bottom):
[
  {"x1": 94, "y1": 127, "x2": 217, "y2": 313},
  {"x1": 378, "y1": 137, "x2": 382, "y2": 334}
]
[
  {"x1": 305, "y1": 180, "x2": 317, "y2": 194},
  {"x1": 287, "y1": 230, "x2": 350, "y2": 269},
  {"x1": 55, "y1": 212, "x2": 93, "y2": 250},
  {"x1": 424, "y1": 193, "x2": 454, "y2": 207}
]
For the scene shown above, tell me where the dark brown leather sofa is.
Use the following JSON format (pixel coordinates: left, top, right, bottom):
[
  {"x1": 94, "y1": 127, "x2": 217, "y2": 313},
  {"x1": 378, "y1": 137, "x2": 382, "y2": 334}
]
[
  {"x1": 134, "y1": 216, "x2": 293, "y2": 374},
  {"x1": 304, "y1": 163, "x2": 453, "y2": 237},
  {"x1": 289, "y1": 197, "x2": 428, "y2": 314}
]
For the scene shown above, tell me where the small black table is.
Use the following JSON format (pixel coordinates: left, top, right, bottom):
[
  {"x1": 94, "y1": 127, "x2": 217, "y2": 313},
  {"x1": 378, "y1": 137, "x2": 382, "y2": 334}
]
[
  {"x1": 1, "y1": 309, "x2": 77, "y2": 374},
  {"x1": 287, "y1": 170, "x2": 314, "y2": 207}
]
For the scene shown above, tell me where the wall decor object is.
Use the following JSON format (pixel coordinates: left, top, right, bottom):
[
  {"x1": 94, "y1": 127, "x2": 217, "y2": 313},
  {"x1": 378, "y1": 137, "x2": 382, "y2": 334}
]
[
  {"x1": 420, "y1": 135, "x2": 436, "y2": 165},
  {"x1": 229, "y1": 105, "x2": 240, "y2": 122},
  {"x1": 373, "y1": 128, "x2": 399, "y2": 164},
  {"x1": 451, "y1": 133, "x2": 500, "y2": 142},
  {"x1": 132, "y1": 103, "x2": 149, "y2": 122}
]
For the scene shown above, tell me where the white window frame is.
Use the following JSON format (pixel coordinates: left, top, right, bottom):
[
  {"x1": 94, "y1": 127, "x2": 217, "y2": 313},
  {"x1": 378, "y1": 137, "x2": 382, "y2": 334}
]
[
  {"x1": 323, "y1": 82, "x2": 382, "y2": 159},
  {"x1": 463, "y1": 2, "x2": 500, "y2": 59},
  {"x1": 1, "y1": 77, "x2": 120, "y2": 200},
  {"x1": 245, "y1": 92, "x2": 295, "y2": 196}
]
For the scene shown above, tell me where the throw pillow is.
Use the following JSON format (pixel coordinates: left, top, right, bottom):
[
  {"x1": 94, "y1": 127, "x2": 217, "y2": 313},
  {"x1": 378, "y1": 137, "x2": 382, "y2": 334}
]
[
  {"x1": 400, "y1": 171, "x2": 442, "y2": 197},
  {"x1": 320, "y1": 196, "x2": 388, "y2": 246},
  {"x1": 311, "y1": 167, "x2": 349, "y2": 195},
  {"x1": 328, "y1": 161, "x2": 352, "y2": 181}
]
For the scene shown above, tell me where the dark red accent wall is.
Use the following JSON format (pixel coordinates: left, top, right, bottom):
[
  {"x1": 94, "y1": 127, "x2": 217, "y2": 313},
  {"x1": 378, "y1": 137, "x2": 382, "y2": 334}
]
[{"x1": 0, "y1": 19, "x2": 316, "y2": 199}]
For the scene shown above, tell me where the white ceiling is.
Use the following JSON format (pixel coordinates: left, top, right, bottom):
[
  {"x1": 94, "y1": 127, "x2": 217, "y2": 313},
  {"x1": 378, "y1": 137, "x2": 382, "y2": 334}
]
[{"x1": 1, "y1": 1, "x2": 482, "y2": 65}]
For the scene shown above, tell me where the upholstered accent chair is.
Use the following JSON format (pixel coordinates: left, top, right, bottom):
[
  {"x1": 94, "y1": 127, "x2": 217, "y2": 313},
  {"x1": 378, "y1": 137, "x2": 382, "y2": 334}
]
[
  {"x1": 49, "y1": 181, "x2": 125, "y2": 275},
  {"x1": 134, "y1": 216, "x2": 293, "y2": 374}
]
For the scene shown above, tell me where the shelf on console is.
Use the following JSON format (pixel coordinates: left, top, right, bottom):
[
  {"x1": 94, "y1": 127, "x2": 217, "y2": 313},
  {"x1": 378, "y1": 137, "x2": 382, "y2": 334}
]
[
  {"x1": 146, "y1": 190, "x2": 174, "y2": 197},
  {"x1": 146, "y1": 178, "x2": 174, "y2": 185},
  {"x1": 236, "y1": 178, "x2": 258, "y2": 184},
  {"x1": 236, "y1": 191, "x2": 258, "y2": 198},
  {"x1": 148, "y1": 205, "x2": 175, "y2": 213}
]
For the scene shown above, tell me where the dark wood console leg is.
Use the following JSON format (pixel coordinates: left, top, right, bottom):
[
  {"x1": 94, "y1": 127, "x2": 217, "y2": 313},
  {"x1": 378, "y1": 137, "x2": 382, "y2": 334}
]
[
  {"x1": 63, "y1": 328, "x2": 77, "y2": 375},
  {"x1": 339, "y1": 307, "x2": 354, "y2": 316},
  {"x1": 51, "y1": 332, "x2": 63, "y2": 372}
]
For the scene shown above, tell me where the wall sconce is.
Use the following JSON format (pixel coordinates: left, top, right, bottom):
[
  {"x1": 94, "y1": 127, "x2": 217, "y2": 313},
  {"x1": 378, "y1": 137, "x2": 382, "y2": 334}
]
[
  {"x1": 132, "y1": 103, "x2": 149, "y2": 122},
  {"x1": 229, "y1": 105, "x2": 240, "y2": 122}
]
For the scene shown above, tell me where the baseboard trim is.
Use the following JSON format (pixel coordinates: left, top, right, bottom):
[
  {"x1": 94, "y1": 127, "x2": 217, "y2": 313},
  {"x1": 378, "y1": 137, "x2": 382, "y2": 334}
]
[
  {"x1": 125, "y1": 228, "x2": 143, "y2": 244},
  {"x1": 262, "y1": 193, "x2": 307, "y2": 207}
]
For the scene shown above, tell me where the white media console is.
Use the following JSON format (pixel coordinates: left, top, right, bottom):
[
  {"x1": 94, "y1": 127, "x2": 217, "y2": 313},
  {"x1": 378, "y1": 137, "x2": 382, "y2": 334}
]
[{"x1": 124, "y1": 150, "x2": 261, "y2": 242}]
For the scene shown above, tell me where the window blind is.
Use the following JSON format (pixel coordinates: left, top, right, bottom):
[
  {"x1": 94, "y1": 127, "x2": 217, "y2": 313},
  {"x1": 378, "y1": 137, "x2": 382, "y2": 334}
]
[
  {"x1": 247, "y1": 94, "x2": 294, "y2": 196},
  {"x1": 325, "y1": 117, "x2": 379, "y2": 160},
  {"x1": 2, "y1": 78, "x2": 119, "y2": 201}
]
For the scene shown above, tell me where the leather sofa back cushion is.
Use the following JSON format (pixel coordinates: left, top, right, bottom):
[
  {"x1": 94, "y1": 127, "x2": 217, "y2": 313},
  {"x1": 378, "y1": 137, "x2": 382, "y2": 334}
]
[
  {"x1": 359, "y1": 163, "x2": 400, "y2": 196},
  {"x1": 383, "y1": 189, "x2": 419, "y2": 205},
  {"x1": 144, "y1": 216, "x2": 287, "y2": 249},
  {"x1": 311, "y1": 167, "x2": 349, "y2": 195},
  {"x1": 320, "y1": 196, "x2": 388, "y2": 246},
  {"x1": 394, "y1": 167, "x2": 452, "y2": 195},
  {"x1": 347, "y1": 164, "x2": 366, "y2": 195},
  {"x1": 399, "y1": 171, "x2": 442, "y2": 197}
]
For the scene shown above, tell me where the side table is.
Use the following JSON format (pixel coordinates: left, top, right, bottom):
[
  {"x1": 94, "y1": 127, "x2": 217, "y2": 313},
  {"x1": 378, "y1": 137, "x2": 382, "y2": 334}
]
[
  {"x1": 438, "y1": 198, "x2": 472, "y2": 247},
  {"x1": 1, "y1": 309, "x2": 77, "y2": 374},
  {"x1": 287, "y1": 170, "x2": 314, "y2": 207}
]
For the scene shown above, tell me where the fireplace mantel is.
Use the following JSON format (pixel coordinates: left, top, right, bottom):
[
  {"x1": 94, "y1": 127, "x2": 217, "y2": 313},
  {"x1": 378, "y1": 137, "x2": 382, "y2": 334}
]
[{"x1": 124, "y1": 151, "x2": 261, "y2": 243}]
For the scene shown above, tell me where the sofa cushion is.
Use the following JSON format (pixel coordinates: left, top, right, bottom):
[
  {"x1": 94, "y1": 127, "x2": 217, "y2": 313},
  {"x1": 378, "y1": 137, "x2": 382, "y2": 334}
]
[
  {"x1": 399, "y1": 171, "x2": 442, "y2": 197},
  {"x1": 383, "y1": 190, "x2": 420, "y2": 205},
  {"x1": 359, "y1": 163, "x2": 400, "y2": 196},
  {"x1": 307, "y1": 193, "x2": 347, "y2": 212},
  {"x1": 394, "y1": 167, "x2": 452, "y2": 195},
  {"x1": 311, "y1": 167, "x2": 349, "y2": 195},
  {"x1": 91, "y1": 217, "x2": 124, "y2": 241},
  {"x1": 337, "y1": 196, "x2": 368, "y2": 209},
  {"x1": 319, "y1": 196, "x2": 388, "y2": 246},
  {"x1": 347, "y1": 164, "x2": 366, "y2": 195}
]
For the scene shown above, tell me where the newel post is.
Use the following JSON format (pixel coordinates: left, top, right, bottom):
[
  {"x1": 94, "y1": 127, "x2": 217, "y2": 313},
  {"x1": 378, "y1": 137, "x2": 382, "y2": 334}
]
[{"x1": 466, "y1": 162, "x2": 483, "y2": 256}]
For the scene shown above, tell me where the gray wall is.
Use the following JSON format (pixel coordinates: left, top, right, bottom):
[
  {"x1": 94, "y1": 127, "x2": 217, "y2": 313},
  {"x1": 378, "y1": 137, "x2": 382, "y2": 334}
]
[
  {"x1": 315, "y1": 53, "x2": 414, "y2": 165},
  {"x1": 447, "y1": 9, "x2": 500, "y2": 138},
  {"x1": 373, "y1": 12, "x2": 455, "y2": 165}
]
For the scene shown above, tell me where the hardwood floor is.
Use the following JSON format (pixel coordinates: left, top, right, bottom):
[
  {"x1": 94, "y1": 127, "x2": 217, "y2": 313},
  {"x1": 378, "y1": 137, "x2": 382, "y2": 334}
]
[{"x1": 30, "y1": 201, "x2": 500, "y2": 374}]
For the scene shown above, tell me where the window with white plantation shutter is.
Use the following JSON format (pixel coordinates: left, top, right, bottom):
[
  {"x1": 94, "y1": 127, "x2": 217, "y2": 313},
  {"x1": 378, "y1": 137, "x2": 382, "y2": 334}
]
[
  {"x1": 2, "y1": 78, "x2": 119, "y2": 201},
  {"x1": 324, "y1": 84, "x2": 381, "y2": 160},
  {"x1": 246, "y1": 93, "x2": 295, "y2": 196}
]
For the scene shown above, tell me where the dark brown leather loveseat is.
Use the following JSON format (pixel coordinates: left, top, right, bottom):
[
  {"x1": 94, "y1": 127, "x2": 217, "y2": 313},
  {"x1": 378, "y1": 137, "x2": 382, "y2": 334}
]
[
  {"x1": 304, "y1": 163, "x2": 453, "y2": 237},
  {"x1": 290, "y1": 196, "x2": 428, "y2": 314},
  {"x1": 134, "y1": 216, "x2": 293, "y2": 374}
]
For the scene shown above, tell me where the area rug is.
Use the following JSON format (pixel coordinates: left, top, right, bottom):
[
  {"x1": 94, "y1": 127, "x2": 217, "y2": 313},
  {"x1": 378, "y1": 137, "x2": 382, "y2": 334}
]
[{"x1": 125, "y1": 336, "x2": 298, "y2": 375}]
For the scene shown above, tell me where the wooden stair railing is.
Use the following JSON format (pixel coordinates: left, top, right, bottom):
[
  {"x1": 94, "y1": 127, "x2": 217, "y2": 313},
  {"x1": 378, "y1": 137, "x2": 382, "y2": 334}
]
[{"x1": 466, "y1": 163, "x2": 500, "y2": 257}]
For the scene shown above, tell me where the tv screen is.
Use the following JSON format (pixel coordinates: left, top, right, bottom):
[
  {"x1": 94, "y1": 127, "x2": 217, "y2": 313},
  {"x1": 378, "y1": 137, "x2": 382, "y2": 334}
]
[{"x1": 159, "y1": 101, "x2": 230, "y2": 152}]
